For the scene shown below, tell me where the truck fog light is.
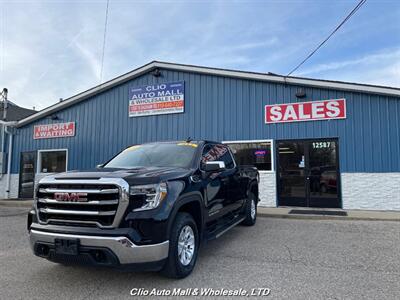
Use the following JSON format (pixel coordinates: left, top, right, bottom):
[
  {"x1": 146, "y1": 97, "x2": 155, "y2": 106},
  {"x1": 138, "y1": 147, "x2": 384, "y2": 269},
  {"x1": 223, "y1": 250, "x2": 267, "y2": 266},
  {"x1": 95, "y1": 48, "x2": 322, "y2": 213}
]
[
  {"x1": 117, "y1": 238, "x2": 135, "y2": 248},
  {"x1": 130, "y1": 182, "x2": 168, "y2": 211}
]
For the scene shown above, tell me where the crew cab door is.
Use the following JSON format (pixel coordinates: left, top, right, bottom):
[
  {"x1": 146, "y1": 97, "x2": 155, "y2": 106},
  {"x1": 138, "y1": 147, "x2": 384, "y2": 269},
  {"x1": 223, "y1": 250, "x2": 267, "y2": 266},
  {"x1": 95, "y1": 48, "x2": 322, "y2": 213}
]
[
  {"x1": 201, "y1": 144, "x2": 240, "y2": 221},
  {"x1": 201, "y1": 144, "x2": 228, "y2": 222},
  {"x1": 222, "y1": 147, "x2": 245, "y2": 212}
]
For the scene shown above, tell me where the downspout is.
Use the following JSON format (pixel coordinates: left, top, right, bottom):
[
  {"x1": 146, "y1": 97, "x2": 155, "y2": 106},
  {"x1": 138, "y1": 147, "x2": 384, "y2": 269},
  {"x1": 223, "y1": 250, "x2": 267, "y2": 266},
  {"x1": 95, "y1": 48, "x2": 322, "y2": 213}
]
[
  {"x1": 5, "y1": 126, "x2": 13, "y2": 199},
  {"x1": 0, "y1": 124, "x2": 4, "y2": 179},
  {"x1": 0, "y1": 88, "x2": 7, "y2": 180},
  {"x1": 0, "y1": 121, "x2": 18, "y2": 199}
]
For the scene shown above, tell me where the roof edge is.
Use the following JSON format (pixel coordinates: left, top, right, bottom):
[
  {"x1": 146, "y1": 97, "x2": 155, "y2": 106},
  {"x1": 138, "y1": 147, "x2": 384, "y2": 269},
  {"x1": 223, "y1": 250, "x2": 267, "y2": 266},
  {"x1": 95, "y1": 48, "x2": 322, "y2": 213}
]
[
  {"x1": 16, "y1": 61, "x2": 400, "y2": 127},
  {"x1": 155, "y1": 61, "x2": 400, "y2": 93}
]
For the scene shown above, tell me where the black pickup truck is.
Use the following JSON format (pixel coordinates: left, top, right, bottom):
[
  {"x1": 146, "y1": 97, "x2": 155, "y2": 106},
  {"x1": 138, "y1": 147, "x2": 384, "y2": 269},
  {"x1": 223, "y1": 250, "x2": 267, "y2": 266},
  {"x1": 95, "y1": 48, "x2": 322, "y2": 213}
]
[{"x1": 28, "y1": 140, "x2": 259, "y2": 278}]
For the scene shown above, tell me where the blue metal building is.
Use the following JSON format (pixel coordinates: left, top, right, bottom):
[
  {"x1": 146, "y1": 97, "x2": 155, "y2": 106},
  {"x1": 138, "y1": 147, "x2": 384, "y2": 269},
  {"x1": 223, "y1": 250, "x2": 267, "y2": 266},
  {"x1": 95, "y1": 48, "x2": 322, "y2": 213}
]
[{"x1": 2, "y1": 61, "x2": 400, "y2": 210}]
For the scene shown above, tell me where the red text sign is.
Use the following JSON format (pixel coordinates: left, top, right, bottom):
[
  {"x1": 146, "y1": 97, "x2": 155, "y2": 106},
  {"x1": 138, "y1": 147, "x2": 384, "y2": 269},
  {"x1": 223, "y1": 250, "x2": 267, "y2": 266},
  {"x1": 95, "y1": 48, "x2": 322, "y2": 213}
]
[
  {"x1": 34, "y1": 122, "x2": 76, "y2": 139},
  {"x1": 54, "y1": 192, "x2": 88, "y2": 202},
  {"x1": 265, "y1": 99, "x2": 346, "y2": 124}
]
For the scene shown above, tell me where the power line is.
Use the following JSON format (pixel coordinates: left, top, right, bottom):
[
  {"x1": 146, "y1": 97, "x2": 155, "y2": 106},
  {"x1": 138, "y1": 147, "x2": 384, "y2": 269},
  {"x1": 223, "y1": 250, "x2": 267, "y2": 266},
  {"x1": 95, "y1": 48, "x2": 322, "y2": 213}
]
[
  {"x1": 100, "y1": 0, "x2": 110, "y2": 83},
  {"x1": 286, "y1": 0, "x2": 367, "y2": 77}
]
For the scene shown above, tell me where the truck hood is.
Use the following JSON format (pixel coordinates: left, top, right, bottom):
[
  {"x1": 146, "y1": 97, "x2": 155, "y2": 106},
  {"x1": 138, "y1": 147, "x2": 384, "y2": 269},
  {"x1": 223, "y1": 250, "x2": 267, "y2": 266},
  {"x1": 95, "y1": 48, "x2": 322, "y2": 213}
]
[{"x1": 51, "y1": 166, "x2": 192, "y2": 185}]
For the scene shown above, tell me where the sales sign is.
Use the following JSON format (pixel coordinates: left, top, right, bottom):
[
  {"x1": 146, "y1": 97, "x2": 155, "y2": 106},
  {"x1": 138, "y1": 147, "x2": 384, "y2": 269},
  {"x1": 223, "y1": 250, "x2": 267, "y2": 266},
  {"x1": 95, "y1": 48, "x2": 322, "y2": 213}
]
[
  {"x1": 34, "y1": 122, "x2": 75, "y2": 139},
  {"x1": 265, "y1": 99, "x2": 346, "y2": 124},
  {"x1": 129, "y1": 81, "x2": 184, "y2": 117}
]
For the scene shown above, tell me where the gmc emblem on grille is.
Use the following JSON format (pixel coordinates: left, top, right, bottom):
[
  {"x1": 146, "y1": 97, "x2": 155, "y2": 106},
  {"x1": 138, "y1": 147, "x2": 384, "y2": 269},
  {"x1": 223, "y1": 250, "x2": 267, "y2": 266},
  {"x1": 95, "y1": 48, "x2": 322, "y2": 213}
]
[{"x1": 54, "y1": 192, "x2": 88, "y2": 202}]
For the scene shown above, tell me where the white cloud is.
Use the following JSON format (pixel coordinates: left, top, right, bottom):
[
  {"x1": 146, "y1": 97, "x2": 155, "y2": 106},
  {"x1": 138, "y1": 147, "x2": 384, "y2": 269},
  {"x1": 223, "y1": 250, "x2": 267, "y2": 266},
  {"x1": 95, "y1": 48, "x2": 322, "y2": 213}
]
[
  {"x1": 296, "y1": 48, "x2": 400, "y2": 87},
  {"x1": 73, "y1": 39, "x2": 102, "y2": 82},
  {"x1": 234, "y1": 39, "x2": 278, "y2": 51},
  {"x1": 297, "y1": 49, "x2": 400, "y2": 76},
  {"x1": 348, "y1": 61, "x2": 400, "y2": 88}
]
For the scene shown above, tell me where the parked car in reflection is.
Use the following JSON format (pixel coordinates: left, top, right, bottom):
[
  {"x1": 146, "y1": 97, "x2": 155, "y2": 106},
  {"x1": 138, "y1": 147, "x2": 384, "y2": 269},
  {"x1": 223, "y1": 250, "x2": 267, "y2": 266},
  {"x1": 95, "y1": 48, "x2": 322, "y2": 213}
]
[{"x1": 320, "y1": 170, "x2": 337, "y2": 193}]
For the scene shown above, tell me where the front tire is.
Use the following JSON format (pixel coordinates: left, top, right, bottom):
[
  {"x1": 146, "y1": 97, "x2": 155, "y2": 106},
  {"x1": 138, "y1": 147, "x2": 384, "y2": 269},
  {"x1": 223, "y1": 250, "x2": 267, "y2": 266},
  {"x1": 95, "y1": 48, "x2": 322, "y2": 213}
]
[
  {"x1": 242, "y1": 192, "x2": 257, "y2": 226},
  {"x1": 161, "y1": 212, "x2": 199, "y2": 279}
]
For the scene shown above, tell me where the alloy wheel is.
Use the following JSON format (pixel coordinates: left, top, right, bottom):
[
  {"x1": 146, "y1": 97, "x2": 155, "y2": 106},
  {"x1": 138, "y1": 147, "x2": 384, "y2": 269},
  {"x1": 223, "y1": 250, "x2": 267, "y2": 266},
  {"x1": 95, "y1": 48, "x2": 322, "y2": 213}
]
[
  {"x1": 250, "y1": 198, "x2": 256, "y2": 220},
  {"x1": 177, "y1": 225, "x2": 195, "y2": 266}
]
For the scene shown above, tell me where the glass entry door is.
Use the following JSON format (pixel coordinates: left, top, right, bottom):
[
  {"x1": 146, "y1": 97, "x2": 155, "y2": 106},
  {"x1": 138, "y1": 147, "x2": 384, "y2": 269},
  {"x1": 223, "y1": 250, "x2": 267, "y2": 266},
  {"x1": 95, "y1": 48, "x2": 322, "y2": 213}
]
[
  {"x1": 19, "y1": 151, "x2": 36, "y2": 199},
  {"x1": 277, "y1": 139, "x2": 340, "y2": 208}
]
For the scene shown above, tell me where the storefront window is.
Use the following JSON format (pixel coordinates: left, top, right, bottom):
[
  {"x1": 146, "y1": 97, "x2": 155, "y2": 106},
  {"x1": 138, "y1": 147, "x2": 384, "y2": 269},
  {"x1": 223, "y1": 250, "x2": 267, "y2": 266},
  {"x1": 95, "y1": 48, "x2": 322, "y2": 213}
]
[
  {"x1": 39, "y1": 150, "x2": 67, "y2": 173},
  {"x1": 226, "y1": 141, "x2": 272, "y2": 171}
]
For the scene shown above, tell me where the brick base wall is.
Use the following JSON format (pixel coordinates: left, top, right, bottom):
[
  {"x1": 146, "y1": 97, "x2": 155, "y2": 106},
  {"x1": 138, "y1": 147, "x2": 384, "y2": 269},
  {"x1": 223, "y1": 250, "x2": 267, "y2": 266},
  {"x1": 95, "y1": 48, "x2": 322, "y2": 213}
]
[
  {"x1": 258, "y1": 172, "x2": 276, "y2": 207},
  {"x1": 0, "y1": 174, "x2": 19, "y2": 199},
  {"x1": 341, "y1": 173, "x2": 400, "y2": 211}
]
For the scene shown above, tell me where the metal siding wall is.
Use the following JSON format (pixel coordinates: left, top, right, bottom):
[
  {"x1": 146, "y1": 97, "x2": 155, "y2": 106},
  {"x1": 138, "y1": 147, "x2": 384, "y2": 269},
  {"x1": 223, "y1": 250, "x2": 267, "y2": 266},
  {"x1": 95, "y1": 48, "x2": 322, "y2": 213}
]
[{"x1": 11, "y1": 69, "x2": 400, "y2": 173}]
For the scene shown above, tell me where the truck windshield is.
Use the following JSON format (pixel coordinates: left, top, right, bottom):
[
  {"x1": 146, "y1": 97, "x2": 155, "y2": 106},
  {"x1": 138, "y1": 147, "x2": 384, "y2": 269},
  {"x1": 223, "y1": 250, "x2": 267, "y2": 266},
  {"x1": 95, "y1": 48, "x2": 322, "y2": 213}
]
[{"x1": 104, "y1": 143, "x2": 198, "y2": 169}]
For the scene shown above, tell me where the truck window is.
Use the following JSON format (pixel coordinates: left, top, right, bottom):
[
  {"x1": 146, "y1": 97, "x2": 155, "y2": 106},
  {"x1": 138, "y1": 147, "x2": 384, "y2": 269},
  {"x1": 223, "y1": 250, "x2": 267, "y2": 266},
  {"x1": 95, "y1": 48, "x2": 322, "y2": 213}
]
[
  {"x1": 104, "y1": 143, "x2": 198, "y2": 169},
  {"x1": 201, "y1": 144, "x2": 235, "y2": 169}
]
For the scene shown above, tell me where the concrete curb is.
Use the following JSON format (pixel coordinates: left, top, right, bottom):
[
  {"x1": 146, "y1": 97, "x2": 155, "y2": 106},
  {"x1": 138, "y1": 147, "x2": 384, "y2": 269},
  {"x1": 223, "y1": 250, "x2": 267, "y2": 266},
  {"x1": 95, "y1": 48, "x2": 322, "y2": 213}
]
[
  {"x1": 257, "y1": 212, "x2": 400, "y2": 222},
  {"x1": 0, "y1": 200, "x2": 33, "y2": 208}
]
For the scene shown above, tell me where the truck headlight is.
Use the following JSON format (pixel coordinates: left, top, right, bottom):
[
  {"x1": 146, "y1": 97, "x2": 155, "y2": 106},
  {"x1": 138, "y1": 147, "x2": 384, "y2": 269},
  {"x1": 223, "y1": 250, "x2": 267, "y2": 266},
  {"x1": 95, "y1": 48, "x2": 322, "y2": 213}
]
[{"x1": 130, "y1": 182, "x2": 168, "y2": 211}]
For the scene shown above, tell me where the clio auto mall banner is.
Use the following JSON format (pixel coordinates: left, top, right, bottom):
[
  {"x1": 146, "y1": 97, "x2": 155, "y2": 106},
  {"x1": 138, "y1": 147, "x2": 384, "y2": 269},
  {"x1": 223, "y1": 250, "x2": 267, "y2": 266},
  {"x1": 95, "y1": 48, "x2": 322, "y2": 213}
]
[
  {"x1": 129, "y1": 81, "x2": 185, "y2": 117},
  {"x1": 265, "y1": 99, "x2": 346, "y2": 124}
]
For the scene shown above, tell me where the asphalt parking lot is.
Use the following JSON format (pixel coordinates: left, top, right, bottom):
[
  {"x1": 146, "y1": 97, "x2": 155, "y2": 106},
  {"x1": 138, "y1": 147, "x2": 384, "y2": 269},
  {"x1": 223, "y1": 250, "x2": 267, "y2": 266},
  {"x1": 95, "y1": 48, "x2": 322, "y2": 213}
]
[{"x1": 1, "y1": 206, "x2": 399, "y2": 300}]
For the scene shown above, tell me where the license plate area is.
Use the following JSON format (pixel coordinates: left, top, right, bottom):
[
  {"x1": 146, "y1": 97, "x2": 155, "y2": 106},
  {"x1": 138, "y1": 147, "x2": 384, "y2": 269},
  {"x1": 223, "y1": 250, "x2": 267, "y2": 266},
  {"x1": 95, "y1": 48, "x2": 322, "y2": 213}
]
[{"x1": 55, "y1": 238, "x2": 79, "y2": 255}]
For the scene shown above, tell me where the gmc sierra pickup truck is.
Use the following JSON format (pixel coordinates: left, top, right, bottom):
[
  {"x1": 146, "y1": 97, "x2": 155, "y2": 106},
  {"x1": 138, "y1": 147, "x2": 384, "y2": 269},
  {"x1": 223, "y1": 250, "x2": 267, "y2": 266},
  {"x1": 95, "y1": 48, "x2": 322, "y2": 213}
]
[{"x1": 28, "y1": 140, "x2": 259, "y2": 278}]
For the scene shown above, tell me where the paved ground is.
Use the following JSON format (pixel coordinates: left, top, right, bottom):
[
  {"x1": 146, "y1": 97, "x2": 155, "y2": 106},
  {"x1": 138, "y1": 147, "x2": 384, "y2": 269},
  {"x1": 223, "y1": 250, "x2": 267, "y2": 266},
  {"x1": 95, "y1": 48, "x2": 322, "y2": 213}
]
[{"x1": 0, "y1": 206, "x2": 399, "y2": 300}]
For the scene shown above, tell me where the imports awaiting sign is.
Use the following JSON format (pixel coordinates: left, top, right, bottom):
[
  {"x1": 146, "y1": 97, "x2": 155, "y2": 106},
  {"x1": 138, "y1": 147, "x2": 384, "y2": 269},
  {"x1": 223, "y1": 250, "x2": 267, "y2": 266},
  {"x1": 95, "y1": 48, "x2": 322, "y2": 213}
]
[
  {"x1": 34, "y1": 122, "x2": 76, "y2": 139},
  {"x1": 265, "y1": 99, "x2": 346, "y2": 124},
  {"x1": 129, "y1": 81, "x2": 184, "y2": 117}
]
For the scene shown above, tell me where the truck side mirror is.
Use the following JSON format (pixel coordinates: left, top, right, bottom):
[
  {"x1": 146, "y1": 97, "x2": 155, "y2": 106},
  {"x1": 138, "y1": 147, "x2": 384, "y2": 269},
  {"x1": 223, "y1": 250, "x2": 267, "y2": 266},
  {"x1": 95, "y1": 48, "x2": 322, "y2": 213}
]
[{"x1": 204, "y1": 161, "x2": 226, "y2": 172}]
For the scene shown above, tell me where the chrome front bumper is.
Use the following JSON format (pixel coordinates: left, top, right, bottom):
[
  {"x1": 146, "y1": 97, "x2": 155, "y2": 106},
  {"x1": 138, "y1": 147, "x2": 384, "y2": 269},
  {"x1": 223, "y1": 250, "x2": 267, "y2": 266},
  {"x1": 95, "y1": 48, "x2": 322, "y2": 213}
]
[{"x1": 29, "y1": 230, "x2": 169, "y2": 264}]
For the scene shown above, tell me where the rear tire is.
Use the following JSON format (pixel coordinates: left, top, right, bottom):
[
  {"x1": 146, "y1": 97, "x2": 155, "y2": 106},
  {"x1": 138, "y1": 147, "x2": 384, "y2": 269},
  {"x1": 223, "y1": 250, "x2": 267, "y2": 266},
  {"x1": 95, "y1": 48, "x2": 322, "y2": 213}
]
[
  {"x1": 161, "y1": 212, "x2": 199, "y2": 279},
  {"x1": 242, "y1": 192, "x2": 257, "y2": 226}
]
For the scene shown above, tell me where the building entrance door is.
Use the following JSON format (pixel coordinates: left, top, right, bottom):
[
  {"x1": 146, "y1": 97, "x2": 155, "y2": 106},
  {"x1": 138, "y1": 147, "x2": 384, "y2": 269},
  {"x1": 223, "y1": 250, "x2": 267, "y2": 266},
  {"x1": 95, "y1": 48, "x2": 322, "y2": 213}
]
[
  {"x1": 277, "y1": 139, "x2": 341, "y2": 208},
  {"x1": 19, "y1": 151, "x2": 36, "y2": 199}
]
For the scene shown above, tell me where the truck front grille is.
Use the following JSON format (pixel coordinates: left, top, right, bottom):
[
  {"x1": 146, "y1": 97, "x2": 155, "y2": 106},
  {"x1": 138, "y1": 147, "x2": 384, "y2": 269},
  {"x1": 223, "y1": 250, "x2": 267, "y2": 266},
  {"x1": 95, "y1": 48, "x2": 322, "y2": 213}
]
[{"x1": 36, "y1": 183, "x2": 121, "y2": 228}]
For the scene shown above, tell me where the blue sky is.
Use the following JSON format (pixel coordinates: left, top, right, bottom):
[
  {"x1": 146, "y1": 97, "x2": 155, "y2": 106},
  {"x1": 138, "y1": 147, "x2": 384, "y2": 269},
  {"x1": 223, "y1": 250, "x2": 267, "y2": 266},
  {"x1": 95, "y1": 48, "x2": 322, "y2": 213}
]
[{"x1": 0, "y1": 0, "x2": 399, "y2": 110}]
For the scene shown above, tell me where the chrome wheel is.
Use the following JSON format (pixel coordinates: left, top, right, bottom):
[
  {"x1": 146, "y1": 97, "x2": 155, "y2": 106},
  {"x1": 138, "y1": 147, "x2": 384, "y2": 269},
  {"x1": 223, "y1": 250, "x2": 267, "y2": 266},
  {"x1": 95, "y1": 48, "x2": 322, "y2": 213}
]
[
  {"x1": 177, "y1": 225, "x2": 195, "y2": 266},
  {"x1": 250, "y1": 198, "x2": 256, "y2": 220}
]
